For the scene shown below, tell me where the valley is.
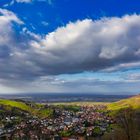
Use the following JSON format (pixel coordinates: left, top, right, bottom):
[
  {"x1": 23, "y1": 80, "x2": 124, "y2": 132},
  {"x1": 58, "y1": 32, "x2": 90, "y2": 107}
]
[{"x1": 0, "y1": 95, "x2": 140, "y2": 140}]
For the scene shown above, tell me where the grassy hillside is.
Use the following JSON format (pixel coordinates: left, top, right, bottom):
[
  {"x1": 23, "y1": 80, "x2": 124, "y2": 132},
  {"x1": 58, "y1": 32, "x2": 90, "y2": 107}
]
[
  {"x1": 0, "y1": 99, "x2": 53, "y2": 118},
  {"x1": 1, "y1": 95, "x2": 140, "y2": 118},
  {"x1": 0, "y1": 99, "x2": 33, "y2": 112},
  {"x1": 108, "y1": 94, "x2": 140, "y2": 111},
  {"x1": 107, "y1": 95, "x2": 140, "y2": 140}
]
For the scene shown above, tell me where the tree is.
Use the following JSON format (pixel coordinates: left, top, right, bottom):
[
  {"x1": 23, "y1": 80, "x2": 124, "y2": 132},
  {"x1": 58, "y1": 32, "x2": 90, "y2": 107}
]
[{"x1": 116, "y1": 107, "x2": 138, "y2": 140}]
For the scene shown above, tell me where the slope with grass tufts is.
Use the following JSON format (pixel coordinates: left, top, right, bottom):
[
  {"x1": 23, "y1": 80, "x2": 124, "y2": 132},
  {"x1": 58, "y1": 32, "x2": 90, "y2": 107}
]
[
  {"x1": 0, "y1": 99, "x2": 53, "y2": 118},
  {"x1": 108, "y1": 94, "x2": 140, "y2": 111},
  {"x1": 0, "y1": 99, "x2": 32, "y2": 112}
]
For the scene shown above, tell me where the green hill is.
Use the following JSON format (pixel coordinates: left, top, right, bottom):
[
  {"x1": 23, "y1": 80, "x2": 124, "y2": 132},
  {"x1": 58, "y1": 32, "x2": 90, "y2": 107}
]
[
  {"x1": 108, "y1": 94, "x2": 140, "y2": 111},
  {"x1": 0, "y1": 99, "x2": 53, "y2": 118},
  {"x1": 0, "y1": 99, "x2": 33, "y2": 112},
  {"x1": 1, "y1": 95, "x2": 140, "y2": 118},
  {"x1": 107, "y1": 95, "x2": 140, "y2": 140}
]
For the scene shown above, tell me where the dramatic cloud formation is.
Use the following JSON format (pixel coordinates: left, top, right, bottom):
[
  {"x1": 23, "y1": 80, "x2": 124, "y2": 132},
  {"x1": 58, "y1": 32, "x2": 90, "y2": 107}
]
[
  {"x1": 28, "y1": 15, "x2": 140, "y2": 75},
  {"x1": 0, "y1": 8, "x2": 140, "y2": 93},
  {"x1": 0, "y1": 8, "x2": 23, "y2": 61}
]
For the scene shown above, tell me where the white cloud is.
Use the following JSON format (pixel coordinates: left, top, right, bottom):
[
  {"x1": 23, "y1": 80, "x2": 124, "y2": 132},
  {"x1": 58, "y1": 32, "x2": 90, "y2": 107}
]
[
  {"x1": 0, "y1": 8, "x2": 23, "y2": 47},
  {"x1": 0, "y1": 9, "x2": 140, "y2": 93},
  {"x1": 0, "y1": 8, "x2": 23, "y2": 24},
  {"x1": 1, "y1": 11, "x2": 140, "y2": 77},
  {"x1": 28, "y1": 15, "x2": 140, "y2": 75},
  {"x1": 3, "y1": 0, "x2": 32, "y2": 7}
]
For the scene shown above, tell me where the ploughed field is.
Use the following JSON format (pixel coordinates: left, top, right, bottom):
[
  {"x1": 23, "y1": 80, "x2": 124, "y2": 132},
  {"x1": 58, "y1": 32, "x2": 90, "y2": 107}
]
[{"x1": 0, "y1": 95, "x2": 140, "y2": 140}]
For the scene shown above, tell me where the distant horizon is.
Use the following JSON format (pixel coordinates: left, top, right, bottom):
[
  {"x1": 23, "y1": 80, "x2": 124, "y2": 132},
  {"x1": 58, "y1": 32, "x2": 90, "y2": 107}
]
[
  {"x1": 0, "y1": 92, "x2": 138, "y2": 95},
  {"x1": 0, "y1": 92, "x2": 133, "y2": 103}
]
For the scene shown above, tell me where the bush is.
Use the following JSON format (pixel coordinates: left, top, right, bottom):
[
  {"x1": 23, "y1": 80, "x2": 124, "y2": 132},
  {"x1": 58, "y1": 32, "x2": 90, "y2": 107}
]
[{"x1": 93, "y1": 127, "x2": 103, "y2": 136}]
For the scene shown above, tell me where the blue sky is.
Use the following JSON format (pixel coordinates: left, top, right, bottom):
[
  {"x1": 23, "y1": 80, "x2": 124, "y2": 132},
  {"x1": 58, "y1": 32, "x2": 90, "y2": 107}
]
[
  {"x1": 1, "y1": 0, "x2": 140, "y2": 34},
  {"x1": 0, "y1": 0, "x2": 140, "y2": 94}
]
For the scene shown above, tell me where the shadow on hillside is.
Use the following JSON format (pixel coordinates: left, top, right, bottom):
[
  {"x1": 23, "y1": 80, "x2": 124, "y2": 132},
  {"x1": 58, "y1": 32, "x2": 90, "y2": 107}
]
[{"x1": 101, "y1": 107, "x2": 140, "y2": 140}]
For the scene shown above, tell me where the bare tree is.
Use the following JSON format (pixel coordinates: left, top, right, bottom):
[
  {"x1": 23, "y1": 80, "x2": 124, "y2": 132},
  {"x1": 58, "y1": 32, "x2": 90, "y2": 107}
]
[{"x1": 116, "y1": 107, "x2": 138, "y2": 140}]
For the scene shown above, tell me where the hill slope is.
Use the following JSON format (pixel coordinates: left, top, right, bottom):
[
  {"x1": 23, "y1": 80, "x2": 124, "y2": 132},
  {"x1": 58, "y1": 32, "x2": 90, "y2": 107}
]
[
  {"x1": 0, "y1": 99, "x2": 53, "y2": 118},
  {"x1": 108, "y1": 94, "x2": 140, "y2": 111},
  {"x1": 0, "y1": 99, "x2": 33, "y2": 112}
]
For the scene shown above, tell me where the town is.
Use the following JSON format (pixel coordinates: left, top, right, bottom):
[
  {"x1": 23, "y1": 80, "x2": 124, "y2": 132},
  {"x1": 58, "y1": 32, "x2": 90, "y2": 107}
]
[{"x1": 0, "y1": 103, "x2": 114, "y2": 140}]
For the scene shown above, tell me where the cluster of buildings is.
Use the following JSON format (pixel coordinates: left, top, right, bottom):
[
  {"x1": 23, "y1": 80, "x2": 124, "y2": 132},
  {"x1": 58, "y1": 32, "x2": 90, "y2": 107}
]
[{"x1": 0, "y1": 104, "x2": 114, "y2": 140}]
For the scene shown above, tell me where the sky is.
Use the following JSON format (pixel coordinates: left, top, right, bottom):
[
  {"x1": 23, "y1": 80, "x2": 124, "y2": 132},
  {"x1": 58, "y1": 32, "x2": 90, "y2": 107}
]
[{"x1": 0, "y1": 0, "x2": 140, "y2": 94}]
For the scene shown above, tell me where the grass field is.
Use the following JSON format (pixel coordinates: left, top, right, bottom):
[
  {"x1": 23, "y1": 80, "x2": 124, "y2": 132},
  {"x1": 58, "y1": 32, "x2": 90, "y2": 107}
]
[
  {"x1": 0, "y1": 99, "x2": 33, "y2": 112},
  {"x1": 107, "y1": 95, "x2": 140, "y2": 111},
  {"x1": 0, "y1": 99, "x2": 53, "y2": 118}
]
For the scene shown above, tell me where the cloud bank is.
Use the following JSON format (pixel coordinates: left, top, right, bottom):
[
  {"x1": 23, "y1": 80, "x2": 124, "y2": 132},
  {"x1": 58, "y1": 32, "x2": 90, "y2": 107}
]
[
  {"x1": 0, "y1": 8, "x2": 140, "y2": 93},
  {"x1": 29, "y1": 16, "x2": 140, "y2": 75}
]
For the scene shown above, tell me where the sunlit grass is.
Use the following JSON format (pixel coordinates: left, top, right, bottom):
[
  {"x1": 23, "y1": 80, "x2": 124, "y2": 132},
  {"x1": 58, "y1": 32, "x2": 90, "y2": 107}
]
[
  {"x1": 0, "y1": 99, "x2": 53, "y2": 118},
  {"x1": 107, "y1": 95, "x2": 140, "y2": 111},
  {"x1": 0, "y1": 99, "x2": 32, "y2": 112}
]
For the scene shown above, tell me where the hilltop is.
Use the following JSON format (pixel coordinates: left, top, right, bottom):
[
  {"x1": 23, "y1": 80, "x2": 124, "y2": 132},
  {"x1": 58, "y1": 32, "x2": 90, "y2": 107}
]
[
  {"x1": 0, "y1": 99, "x2": 33, "y2": 112},
  {"x1": 0, "y1": 99, "x2": 53, "y2": 118},
  {"x1": 108, "y1": 94, "x2": 140, "y2": 111}
]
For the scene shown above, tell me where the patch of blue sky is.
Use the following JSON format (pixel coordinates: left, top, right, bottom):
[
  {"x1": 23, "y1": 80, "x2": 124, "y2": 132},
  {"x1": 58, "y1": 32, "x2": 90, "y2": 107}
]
[{"x1": 57, "y1": 69, "x2": 140, "y2": 81}]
